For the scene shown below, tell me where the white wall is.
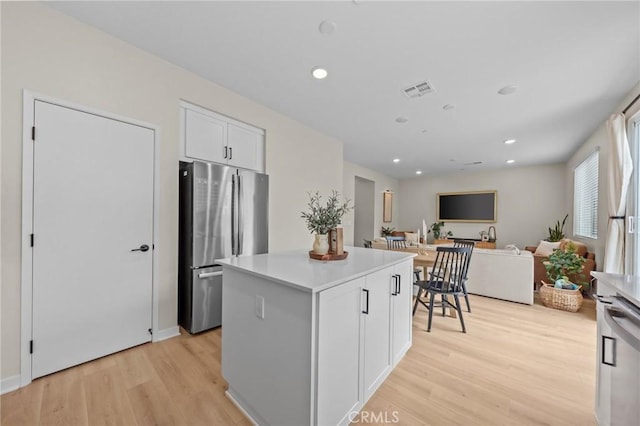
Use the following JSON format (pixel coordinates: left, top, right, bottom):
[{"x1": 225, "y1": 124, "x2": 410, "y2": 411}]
[
  {"x1": 1, "y1": 2, "x2": 342, "y2": 380},
  {"x1": 564, "y1": 82, "x2": 640, "y2": 270},
  {"x1": 398, "y1": 164, "x2": 567, "y2": 249},
  {"x1": 343, "y1": 162, "x2": 399, "y2": 245}
]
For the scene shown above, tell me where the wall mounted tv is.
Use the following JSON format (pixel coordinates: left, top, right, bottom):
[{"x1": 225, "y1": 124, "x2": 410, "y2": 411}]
[{"x1": 437, "y1": 191, "x2": 497, "y2": 223}]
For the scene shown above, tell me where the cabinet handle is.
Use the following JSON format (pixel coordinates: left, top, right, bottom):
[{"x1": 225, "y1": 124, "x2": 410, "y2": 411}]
[
  {"x1": 229, "y1": 147, "x2": 233, "y2": 160},
  {"x1": 593, "y1": 294, "x2": 613, "y2": 304},
  {"x1": 362, "y1": 289, "x2": 369, "y2": 314},
  {"x1": 391, "y1": 274, "x2": 400, "y2": 296},
  {"x1": 224, "y1": 146, "x2": 228, "y2": 159},
  {"x1": 602, "y1": 335, "x2": 616, "y2": 366}
]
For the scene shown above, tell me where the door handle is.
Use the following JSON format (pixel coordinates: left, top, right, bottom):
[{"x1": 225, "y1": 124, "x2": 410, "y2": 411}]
[
  {"x1": 224, "y1": 146, "x2": 228, "y2": 159},
  {"x1": 395, "y1": 274, "x2": 401, "y2": 295},
  {"x1": 229, "y1": 147, "x2": 233, "y2": 160},
  {"x1": 131, "y1": 244, "x2": 149, "y2": 252}
]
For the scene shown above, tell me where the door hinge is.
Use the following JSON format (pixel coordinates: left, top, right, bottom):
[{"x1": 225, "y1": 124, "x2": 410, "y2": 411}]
[
  {"x1": 30, "y1": 340, "x2": 33, "y2": 354},
  {"x1": 31, "y1": 126, "x2": 35, "y2": 141},
  {"x1": 30, "y1": 234, "x2": 34, "y2": 247},
  {"x1": 148, "y1": 328, "x2": 153, "y2": 335}
]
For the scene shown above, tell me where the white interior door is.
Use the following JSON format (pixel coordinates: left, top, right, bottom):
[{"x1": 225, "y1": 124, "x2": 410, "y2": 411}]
[{"x1": 31, "y1": 100, "x2": 154, "y2": 379}]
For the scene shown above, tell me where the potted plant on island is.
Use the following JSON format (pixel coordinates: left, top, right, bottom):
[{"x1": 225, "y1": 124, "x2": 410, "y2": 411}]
[
  {"x1": 540, "y1": 241, "x2": 587, "y2": 312},
  {"x1": 301, "y1": 190, "x2": 352, "y2": 255}
]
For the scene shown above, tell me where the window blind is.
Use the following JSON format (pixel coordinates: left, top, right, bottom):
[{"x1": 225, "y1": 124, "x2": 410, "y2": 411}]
[{"x1": 573, "y1": 150, "x2": 599, "y2": 239}]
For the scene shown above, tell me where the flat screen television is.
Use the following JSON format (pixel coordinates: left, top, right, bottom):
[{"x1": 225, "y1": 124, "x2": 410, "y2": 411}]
[{"x1": 437, "y1": 191, "x2": 497, "y2": 223}]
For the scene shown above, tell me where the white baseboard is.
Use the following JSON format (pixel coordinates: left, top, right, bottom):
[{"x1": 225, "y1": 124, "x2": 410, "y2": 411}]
[
  {"x1": 152, "y1": 326, "x2": 180, "y2": 342},
  {"x1": 226, "y1": 389, "x2": 259, "y2": 426},
  {"x1": 1, "y1": 375, "x2": 21, "y2": 395}
]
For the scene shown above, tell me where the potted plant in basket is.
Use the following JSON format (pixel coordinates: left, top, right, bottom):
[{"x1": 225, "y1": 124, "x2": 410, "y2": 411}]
[
  {"x1": 540, "y1": 241, "x2": 587, "y2": 312},
  {"x1": 301, "y1": 190, "x2": 352, "y2": 255}
]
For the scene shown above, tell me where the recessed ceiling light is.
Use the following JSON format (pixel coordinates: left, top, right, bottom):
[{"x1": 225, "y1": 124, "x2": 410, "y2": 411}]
[
  {"x1": 498, "y1": 85, "x2": 518, "y2": 95},
  {"x1": 506, "y1": 159, "x2": 515, "y2": 164},
  {"x1": 319, "y1": 20, "x2": 337, "y2": 35},
  {"x1": 395, "y1": 116, "x2": 409, "y2": 124},
  {"x1": 393, "y1": 158, "x2": 400, "y2": 163},
  {"x1": 443, "y1": 104, "x2": 455, "y2": 111},
  {"x1": 416, "y1": 170, "x2": 423, "y2": 175},
  {"x1": 311, "y1": 67, "x2": 328, "y2": 79},
  {"x1": 504, "y1": 139, "x2": 516, "y2": 145}
]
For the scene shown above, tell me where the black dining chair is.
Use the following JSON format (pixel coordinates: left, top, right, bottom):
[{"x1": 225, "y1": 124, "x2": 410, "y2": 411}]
[
  {"x1": 413, "y1": 246, "x2": 472, "y2": 333},
  {"x1": 363, "y1": 239, "x2": 372, "y2": 248},
  {"x1": 386, "y1": 238, "x2": 406, "y2": 249},
  {"x1": 453, "y1": 239, "x2": 475, "y2": 312}
]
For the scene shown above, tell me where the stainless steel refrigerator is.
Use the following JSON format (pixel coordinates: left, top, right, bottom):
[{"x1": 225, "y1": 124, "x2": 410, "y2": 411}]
[{"x1": 178, "y1": 160, "x2": 268, "y2": 333}]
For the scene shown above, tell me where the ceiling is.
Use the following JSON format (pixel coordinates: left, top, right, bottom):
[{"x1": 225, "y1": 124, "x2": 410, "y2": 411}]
[{"x1": 48, "y1": 1, "x2": 640, "y2": 179}]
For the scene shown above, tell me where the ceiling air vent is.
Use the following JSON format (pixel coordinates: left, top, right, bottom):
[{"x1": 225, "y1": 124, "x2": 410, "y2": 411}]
[
  {"x1": 463, "y1": 161, "x2": 483, "y2": 166},
  {"x1": 403, "y1": 80, "x2": 435, "y2": 99}
]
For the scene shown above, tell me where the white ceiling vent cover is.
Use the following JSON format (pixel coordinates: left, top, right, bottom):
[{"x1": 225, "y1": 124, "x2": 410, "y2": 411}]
[{"x1": 403, "y1": 80, "x2": 435, "y2": 98}]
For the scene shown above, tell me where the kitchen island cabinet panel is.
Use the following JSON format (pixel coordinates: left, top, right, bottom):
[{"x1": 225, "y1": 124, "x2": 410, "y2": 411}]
[
  {"x1": 362, "y1": 267, "x2": 392, "y2": 401},
  {"x1": 221, "y1": 268, "x2": 313, "y2": 426},
  {"x1": 218, "y1": 248, "x2": 414, "y2": 426},
  {"x1": 391, "y1": 261, "x2": 413, "y2": 365},
  {"x1": 317, "y1": 277, "x2": 365, "y2": 426}
]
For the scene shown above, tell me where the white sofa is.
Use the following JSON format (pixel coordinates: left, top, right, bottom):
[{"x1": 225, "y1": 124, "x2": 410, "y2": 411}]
[{"x1": 465, "y1": 248, "x2": 534, "y2": 305}]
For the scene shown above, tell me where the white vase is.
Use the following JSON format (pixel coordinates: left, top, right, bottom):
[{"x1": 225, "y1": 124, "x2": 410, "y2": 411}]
[{"x1": 313, "y1": 233, "x2": 329, "y2": 255}]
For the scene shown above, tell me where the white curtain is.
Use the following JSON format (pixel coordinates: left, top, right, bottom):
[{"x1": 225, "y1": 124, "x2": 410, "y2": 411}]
[{"x1": 603, "y1": 113, "x2": 633, "y2": 273}]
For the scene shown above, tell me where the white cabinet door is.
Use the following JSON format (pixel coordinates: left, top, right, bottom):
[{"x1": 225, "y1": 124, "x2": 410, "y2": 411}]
[
  {"x1": 184, "y1": 108, "x2": 227, "y2": 163},
  {"x1": 227, "y1": 123, "x2": 263, "y2": 171},
  {"x1": 391, "y1": 260, "x2": 413, "y2": 365},
  {"x1": 363, "y1": 267, "x2": 392, "y2": 401},
  {"x1": 317, "y1": 278, "x2": 365, "y2": 426}
]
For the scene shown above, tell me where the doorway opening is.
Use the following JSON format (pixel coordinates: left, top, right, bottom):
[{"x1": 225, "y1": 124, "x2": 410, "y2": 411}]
[{"x1": 354, "y1": 177, "x2": 375, "y2": 247}]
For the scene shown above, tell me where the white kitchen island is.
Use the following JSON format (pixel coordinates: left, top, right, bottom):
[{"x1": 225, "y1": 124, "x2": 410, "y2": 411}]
[{"x1": 217, "y1": 247, "x2": 415, "y2": 426}]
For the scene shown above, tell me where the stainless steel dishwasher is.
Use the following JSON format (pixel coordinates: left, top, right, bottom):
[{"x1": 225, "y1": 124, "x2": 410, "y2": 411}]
[{"x1": 604, "y1": 296, "x2": 640, "y2": 426}]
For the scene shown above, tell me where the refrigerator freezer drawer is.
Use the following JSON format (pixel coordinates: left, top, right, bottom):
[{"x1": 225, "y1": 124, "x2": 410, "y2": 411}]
[{"x1": 180, "y1": 266, "x2": 223, "y2": 334}]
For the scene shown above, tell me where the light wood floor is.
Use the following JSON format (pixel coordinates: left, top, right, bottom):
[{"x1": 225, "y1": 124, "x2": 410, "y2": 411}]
[{"x1": 1, "y1": 294, "x2": 596, "y2": 425}]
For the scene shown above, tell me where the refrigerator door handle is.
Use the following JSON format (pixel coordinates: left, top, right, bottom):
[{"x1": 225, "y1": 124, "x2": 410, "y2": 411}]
[
  {"x1": 198, "y1": 271, "x2": 223, "y2": 279},
  {"x1": 237, "y1": 174, "x2": 243, "y2": 255},
  {"x1": 231, "y1": 174, "x2": 236, "y2": 256}
]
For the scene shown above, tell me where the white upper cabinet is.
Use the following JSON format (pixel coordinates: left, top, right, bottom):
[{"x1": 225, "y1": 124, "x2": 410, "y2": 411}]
[
  {"x1": 184, "y1": 109, "x2": 227, "y2": 163},
  {"x1": 227, "y1": 123, "x2": 262, "y2": 171},
  {"x1": 181, "y1": 102, "x2": 265, "y2": 172}
]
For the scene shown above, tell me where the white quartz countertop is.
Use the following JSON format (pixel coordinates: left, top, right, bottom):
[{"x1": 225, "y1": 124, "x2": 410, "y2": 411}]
[
  {"x1": 592, "y1": 271, "x2": 640, "y2": 307},
  {"x1": 217, "y1": 246, "x2": 415, "y2": 293}
]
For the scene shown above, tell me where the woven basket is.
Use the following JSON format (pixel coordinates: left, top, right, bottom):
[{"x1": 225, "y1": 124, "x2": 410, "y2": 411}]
[{"x1": 539, "y1": 281, "x2": 583, "y2": 312}]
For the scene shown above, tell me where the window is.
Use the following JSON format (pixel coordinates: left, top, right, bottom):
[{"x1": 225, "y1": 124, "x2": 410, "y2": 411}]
[{"x1": 573, "y1": 150, "x2": 599, "y2": 239}]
